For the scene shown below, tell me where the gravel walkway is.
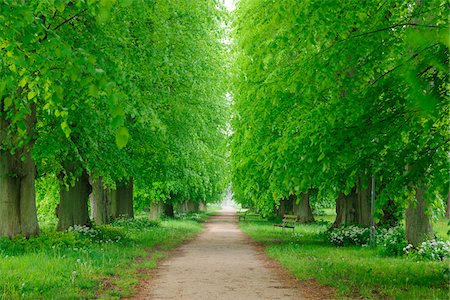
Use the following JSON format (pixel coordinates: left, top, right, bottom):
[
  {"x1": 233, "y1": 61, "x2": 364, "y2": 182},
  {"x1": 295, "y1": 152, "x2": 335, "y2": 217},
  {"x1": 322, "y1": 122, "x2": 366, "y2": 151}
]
[{"x1": 137, "y1": 210, "x2": 303, "y2": 300}]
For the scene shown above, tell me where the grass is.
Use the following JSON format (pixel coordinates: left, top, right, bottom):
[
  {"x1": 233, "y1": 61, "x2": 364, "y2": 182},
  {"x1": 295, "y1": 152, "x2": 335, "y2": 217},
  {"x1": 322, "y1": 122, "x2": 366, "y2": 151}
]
[
  {"x1": 206, "y1": 203, "x2": 222, "y2": 211},
  {"x1": 0, "y1": 214, "x2": 204, "y2": 299},
  {"x1": 240, "y1": 213, "x2": 450, "y2": 300}
]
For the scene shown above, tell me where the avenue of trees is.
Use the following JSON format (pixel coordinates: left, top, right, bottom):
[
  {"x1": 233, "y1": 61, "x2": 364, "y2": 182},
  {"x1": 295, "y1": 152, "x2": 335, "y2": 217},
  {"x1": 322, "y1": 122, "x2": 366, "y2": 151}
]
[
  {"x1": 231, "y1": 0, "x2": 449, "y2": 246},
  {"x1": 0, "y1": 0, "x2": 228, "y2": 237}
]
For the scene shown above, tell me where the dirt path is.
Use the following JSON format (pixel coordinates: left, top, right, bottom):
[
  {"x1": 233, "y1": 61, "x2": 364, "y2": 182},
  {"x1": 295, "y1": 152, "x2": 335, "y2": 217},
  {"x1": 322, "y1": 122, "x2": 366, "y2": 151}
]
[{"x1": 135, "y1": 210, "x2": 304, "y2": 300}]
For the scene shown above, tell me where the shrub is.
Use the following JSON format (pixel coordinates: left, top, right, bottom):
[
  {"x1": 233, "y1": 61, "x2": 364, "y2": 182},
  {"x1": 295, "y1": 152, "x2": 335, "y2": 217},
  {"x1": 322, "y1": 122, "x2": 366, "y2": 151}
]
[
  {"x1": 111, "y1": 217, "x2": 160, "y2": 230},
  {"x1": 175, "y1": 212, "x2": 209, "y2": 223},
  {"x1": 376, "y1": 226, "x2": 408, "y2": 256},
  {"x1": 404, "y1": 238, "x2": 450, "y2": 261},
  {"x1": 68, "y1": 225, "x2": 127, "y2": 244},
  {"x1": 327, "y1": 225, "x2": 370, "y2": 246}
]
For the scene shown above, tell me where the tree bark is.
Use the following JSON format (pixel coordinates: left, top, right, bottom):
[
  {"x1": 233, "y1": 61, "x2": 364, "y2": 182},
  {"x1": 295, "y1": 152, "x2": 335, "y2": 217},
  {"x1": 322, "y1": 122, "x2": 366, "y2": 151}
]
[
  {"x1": 114, "y1": 177, "x2": 134, "y2": 219},
  {"x1": 405, "y1": 188, "x2": 434, "y2": 247},
  {"x1": 292, "y1": 193, "x2": 315, "y2": 223},
  {"x1": 89, "y1": 176, "x2": 112, "y2": 225},
  {"x1": 332, "y1": 188, "x2": 357, "y2": 228},
  {"x1": 57, "y1": 169, "x2": 92, "y2": 231},
  {"x1": 0, "y1": 104, "x2": 39, "y2": 238},
  {"x1": 446, "y1": 190, "x2": 450, "y2": 219},
  {"x1": 149, "y1": 201, "x2": 163, "y2": 220},
  {"x1": 333, "y1": 179, "x2": 371, "y2": 228},
  {"x1": 356, "y1": 177, "x2": 371, "y2": 226},
  {"x1": 164, "y1": 202, "x2": 174, "y2": 217},
  {"x1": 198, "y1": 202, "x2": 207, "y2": 212},
  {"x1": 377, "y1": 199, "x2": 402, "y2": 228},
  {"x1": 275, "y1": 197, "x2": 292, "y2": 217}
]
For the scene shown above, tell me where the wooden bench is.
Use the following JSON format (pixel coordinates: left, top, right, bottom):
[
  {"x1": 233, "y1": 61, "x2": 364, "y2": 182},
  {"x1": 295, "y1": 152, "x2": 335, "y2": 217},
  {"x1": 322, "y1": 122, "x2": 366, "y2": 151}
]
[
  {"x1": 238, "y1": 209, "x2": 260, "y2": 221},
  {"x1": 237, "y1": 209, "x2": 249, "y2": 221},
  {"x1": 273, "y1": 215, "x2": 298, "y2": 232}
]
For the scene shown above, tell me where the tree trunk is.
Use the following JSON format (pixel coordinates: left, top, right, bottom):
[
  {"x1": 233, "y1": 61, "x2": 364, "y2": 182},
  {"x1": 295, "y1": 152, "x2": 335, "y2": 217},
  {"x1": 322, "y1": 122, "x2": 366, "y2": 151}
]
[
  {"x1": 275, "y1": 197, "x2": 292, "y2": 217},
  {"x1": 446, "y1": 190, "x2": 450, "y2": 219},
  {"x1": 198, "y1": 202, "x2": 207, "y2": 212},
  {"x1": 405, "y1": 188, "x2": 433, "y2": 247},
  {"x1": 292, "y1": 193, "x2": 315, "y2": 223},
  {"x1": 0, "y1": 105, "x2": 39, "y2": 238},
  {"x1": 149, "y1": 202, "x2": 163, "y2": 220},
  {"x1": 333, "y1": 179, "x2": 371, "y2": 228},
  {"x1": 377, "y1": 199, "x2": 402, "y2": 228},
  {"x1": 89, "y1": 176, "x2": 112, "y2": 225},
  {"x1": 178, "y1": 201, "x2": 188, "y2": 214},
  {"x1": 115, "y1": 177, "x2": 134, "y2": 219},
  {"x1": 356, "y1": 177, "x2": 371, "y2": 226},
  {"x1": 110, "y1": 187, "x2": 118, "y2": 219},
  {"x1": 164, "y1": 202, "x2": 174, "y2": 217},
  {"x1": 57, "y1": 169, "x2": 92, "y2": 231},
  {"x1": 332, "y1": 188, "x2": 357, "y2": 228}
]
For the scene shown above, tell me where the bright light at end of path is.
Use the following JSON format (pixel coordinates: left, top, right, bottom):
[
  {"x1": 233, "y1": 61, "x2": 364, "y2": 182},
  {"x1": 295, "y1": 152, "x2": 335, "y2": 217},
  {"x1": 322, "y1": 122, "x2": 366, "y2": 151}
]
[{"x1": 223, "y1": 0, "x2": 235, "y2": 11}]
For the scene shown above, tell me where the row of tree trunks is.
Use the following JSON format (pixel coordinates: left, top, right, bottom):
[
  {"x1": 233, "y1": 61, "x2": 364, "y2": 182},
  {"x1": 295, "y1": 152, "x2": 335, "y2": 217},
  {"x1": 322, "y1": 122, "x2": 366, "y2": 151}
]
[
  {"x1": 0, "y1": 105, "x2": 39, "y2": 238},
  {"x1": 58, "y1": 175, "x2": 135, "y2": 230},
  {"x1": 178, "y1": 200, "x2": 200, "y2": 214}
]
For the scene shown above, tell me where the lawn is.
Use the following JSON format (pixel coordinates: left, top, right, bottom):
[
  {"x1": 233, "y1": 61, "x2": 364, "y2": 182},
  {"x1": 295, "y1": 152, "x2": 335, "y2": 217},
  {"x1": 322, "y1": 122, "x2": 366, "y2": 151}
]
[
  {"x1": 0, "y1": 215, "x2": 204, "y2": 299},
  {"x1": 240, "y1": 212, "x2": 449, "y2": 299}
]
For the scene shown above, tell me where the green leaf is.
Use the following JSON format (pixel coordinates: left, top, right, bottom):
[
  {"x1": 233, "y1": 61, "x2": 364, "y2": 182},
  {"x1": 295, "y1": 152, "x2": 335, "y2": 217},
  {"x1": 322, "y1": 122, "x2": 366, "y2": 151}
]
[
  {"x1": 60, "y1": 121, "x2": 71, "y2": 138},
  {"x1": 27, "y1": 91, "x2": 36, "y2": 100},
  {"x1": 115, "y1": 127, "x2": 130, "y2": 149}
]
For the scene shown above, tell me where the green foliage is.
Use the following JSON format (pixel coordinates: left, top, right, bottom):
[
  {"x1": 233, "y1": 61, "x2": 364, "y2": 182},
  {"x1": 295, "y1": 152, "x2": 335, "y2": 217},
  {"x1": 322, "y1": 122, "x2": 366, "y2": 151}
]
[
  {"x1": 376, "y1": 227, "x2": 409, "y2": 257},
  {"x1": 231, "y1": 0, "x2": 449, "y2": 219},
  {"x1": 2, "y1": 0, "x2": 229, "y2": 231}
]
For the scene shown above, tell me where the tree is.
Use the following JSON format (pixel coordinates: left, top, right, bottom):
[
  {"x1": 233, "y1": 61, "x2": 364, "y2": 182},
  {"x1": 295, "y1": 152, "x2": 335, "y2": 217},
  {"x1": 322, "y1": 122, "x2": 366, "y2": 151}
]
[{"x1": 231, "y1": 0, "x2": 449, "y2": 245}]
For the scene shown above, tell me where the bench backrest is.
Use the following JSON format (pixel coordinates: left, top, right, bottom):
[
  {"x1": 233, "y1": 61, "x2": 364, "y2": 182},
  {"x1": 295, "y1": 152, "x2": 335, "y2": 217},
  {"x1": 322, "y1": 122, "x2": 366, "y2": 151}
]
[{"x1": 282, "y1": 215, "x2": 298, "y2": 223}]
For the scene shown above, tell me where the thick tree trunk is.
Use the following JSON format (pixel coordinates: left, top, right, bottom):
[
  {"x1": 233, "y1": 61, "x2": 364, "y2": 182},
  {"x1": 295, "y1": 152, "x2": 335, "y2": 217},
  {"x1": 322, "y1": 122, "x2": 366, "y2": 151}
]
[
  {"x1": 332, "y1": 188, "x2": 357, "y2": 228},
  {"x1": 110, "y1": 188, "x2": 117, "y2": 219},
  {"x1": 356, "y1": 177, "x2": 371, "y2": 226},
  {"x1": 89, "y1": 176, "x2": 112, "y2": 225},
  {"x1": 377, "y1": 199, "x2": 402, "y2": 228},
  {"x1": 149, "y1": 202, "x2": 163, "y2": 220},
  {"x1": 275, "y1": 198, "x2": 292, "y2": 217},
  {"x1": 198, "y1": 202, "x2": 207, "y2": 212},
  {"x1": 0, "y1": 105, "x2": 39, "y2": 238},
  {"x1": 292, "y1": 193, "x2": 315, "y2": 223},
  {"x1": 405, "y1": 188, "x2": 433, "y2": 247},
  {"x1": 178, "y1": 201, "x2": 188, "y2": 214},
  {"x1": 57, "y1": 169, "x2": 92, "y2": 231},
  {"x1": 164, "y1": 202, "x2": 174, "y2": 217},
  {"x1": 333, "y1": 179, "x2": 371, "y2": 228},
  {"x1": 114, "y1": 177, "x2": 134, "y2": 219}
]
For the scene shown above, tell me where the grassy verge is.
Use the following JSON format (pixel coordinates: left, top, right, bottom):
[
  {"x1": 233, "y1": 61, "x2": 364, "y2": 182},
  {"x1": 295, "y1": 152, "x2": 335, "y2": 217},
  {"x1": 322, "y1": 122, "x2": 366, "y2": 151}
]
[
  {"x1": 0, "y1": 214, "x2": 204, "y2": 299},
  {"x1": 240, "y1": 216, "x2": 449, "y2": 299}
]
